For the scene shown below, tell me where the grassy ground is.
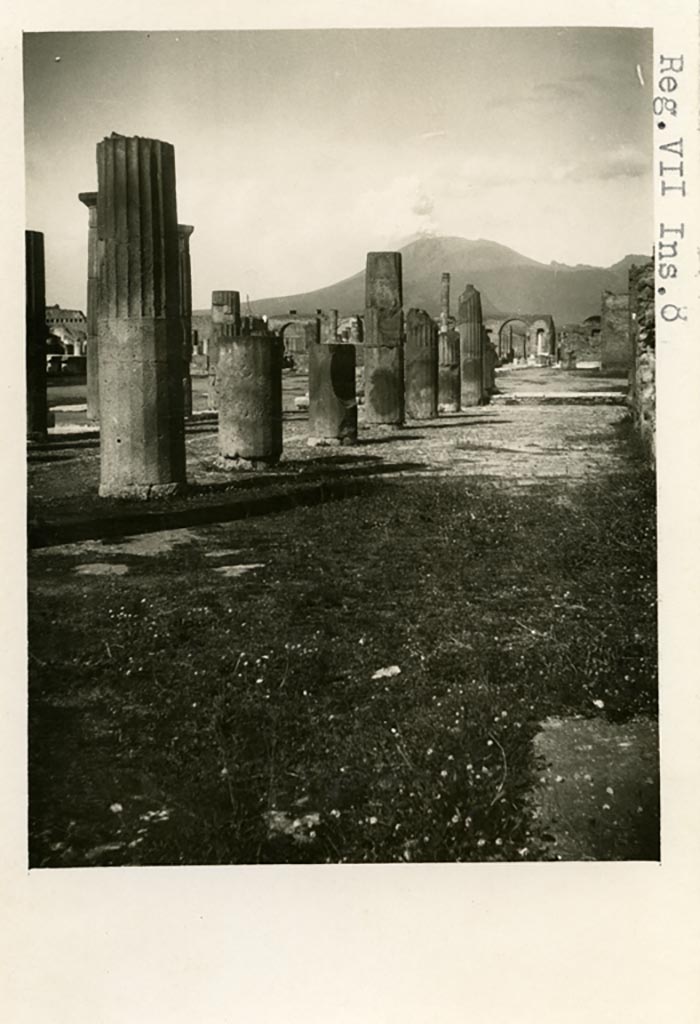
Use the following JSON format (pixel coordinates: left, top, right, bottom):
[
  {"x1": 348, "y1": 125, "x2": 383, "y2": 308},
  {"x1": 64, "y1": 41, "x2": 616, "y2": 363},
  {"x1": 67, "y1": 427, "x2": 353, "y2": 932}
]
[{"x1": 28, "y1": 436, "x2": 656, "y2": 865}]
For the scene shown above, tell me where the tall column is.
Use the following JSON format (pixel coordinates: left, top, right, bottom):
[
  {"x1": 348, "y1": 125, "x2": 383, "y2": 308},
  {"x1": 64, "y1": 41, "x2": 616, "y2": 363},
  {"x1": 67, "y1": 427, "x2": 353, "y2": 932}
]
[
  {"x1": 458, "y1": 284, "x2": 484, "y2": 407},
  {"x1": 324, "y1": 308, "x2": 339, "y2": 343},
  {"x1": 363, "y1": 251, "x2": 404, "y2": 425},
  {"x1": 26, "y1": 230, "x2": 48, "y2": 441},
  {"x1": 178, "y1": 224, "x2": 194, "y2": 417},
  {"x1": 217, "y1": 324, "x2": 283, "y2": 467},
  {"x1": 438, "y1": 271, "x2": 460, "y2": 412},
  {"x1": 481, "y1": 327, "x2": 496, "y2": 398},
  {"x1": 308, "y1": 317, "x2": 357, "y2": 445},
  {"x1": 96, "y1": 134, "x2": 186, "y2": 498},
  {"x1": 209, "y1": 290, "x2": 240, "y2": 410},
  {"x1": 78, "y1": 192, "x2": 99, "y2": 422},
  {"x1": 404, "y1": 308, "x2": 438, "y2": 419}
]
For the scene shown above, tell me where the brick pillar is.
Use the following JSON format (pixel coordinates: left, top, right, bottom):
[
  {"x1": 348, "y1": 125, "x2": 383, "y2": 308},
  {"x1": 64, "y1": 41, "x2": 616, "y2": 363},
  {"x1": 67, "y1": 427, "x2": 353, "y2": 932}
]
[
  {"x1": 78, "y1": 191, "x2": 99, "y2": 422},
  {"x1": 209, "y1": 290, "x2": 240, "y2": 410},
  {"x1": 96, "y1": 134, "x2": 186, "y2": 498},
  {"x1": 308, "y1": 315, "x2": 357, "y2": 445},
  {"x1": 363, "y1": 252, "x2": 404, "y2": 425},
  {"x1": 178, "y1": 224, "x2": 194, "y2": 418},
  {"x1": 458, "y1": 284, "x2": 484, "y2": 407},
  {"x1": 26, "y1": 230, "x2": 48, "y2": 441},
  {"x1": 404, "y1": 308, "x2": 438, "y2": 419},
  {"x1": 217, "y1": 322, "x2": 283, "y2": 467}
]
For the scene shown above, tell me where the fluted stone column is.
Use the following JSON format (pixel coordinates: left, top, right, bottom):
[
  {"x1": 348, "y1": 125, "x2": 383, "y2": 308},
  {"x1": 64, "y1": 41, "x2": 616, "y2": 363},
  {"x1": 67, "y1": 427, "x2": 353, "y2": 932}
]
[
  {"x1": 404, "y1": 308, "x2": 438, "y2": 419},
  {"x1": 438, "y1": 273, "x2": 459, "y2": 412},
  {"x1": 78, "y1": 192, "x2": 99, "y2": 422},
  {"x1": 96, "y1": 134, "x2": 186, "y2": 498},
  {"x1": 26, "y1": 230, "x2": 48, "y2": 441},
  {"x1": 209, "y1": 290, "x2": 240, "y2": 410},
  {"x1": 363, "y1": 252, "x2": 404, "y2": 425},
  {"x1": 217, "y1": 325, "x2": 283, "y2": 467},
  {"x1": 178, "y1": 224, "x2": 194, "y2": 418},
  {"x1": 308, "y1": 317, "x2": 357, "y2": 445},
  {"x1": 458, "y1": 284, "x2": 485, "y2": 407}
]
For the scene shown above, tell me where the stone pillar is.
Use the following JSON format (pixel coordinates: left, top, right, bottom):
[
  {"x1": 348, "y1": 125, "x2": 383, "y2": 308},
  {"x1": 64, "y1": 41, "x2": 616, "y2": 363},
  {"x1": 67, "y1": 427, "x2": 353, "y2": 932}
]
[
  {"x1": 438, "y1": 271, "x2": 460, "y2": 412},
  {"x1": 96, "y1": 134, "x2": 186, "y2": 498},
  {"x1": 78, "y1": 192, "x2": 99, "y2": 422},
  {"x1": 458, "y1": 284, "x2": 484, "y2": 407},
  {"x1": 26, "y1": 230, "x2": 48, "y2": 441},
  {"x1": 209, "y1": 291, "x2": 240, "y2": 410},
  {"x1": 178, "y1": 224, "x2": 194, "y2": 418},
  {"x1": 217, "y1": 326, "x2": 283, "y2": 467},
  {"x1": 404, "y1": 308, "x2": 438, "y2": 419},
  {"x1": 481, "y1": 328, "x2": 496, "y2": 397},
  {"x1": 308, "y1": 322, "x2": 357, "y2": 445},
  {"x1": 324, "y1": 308, "x2": 339, "y2": 343},
  {"x1": 363, "y1": 252, "x2": 404, "y2": 425}
]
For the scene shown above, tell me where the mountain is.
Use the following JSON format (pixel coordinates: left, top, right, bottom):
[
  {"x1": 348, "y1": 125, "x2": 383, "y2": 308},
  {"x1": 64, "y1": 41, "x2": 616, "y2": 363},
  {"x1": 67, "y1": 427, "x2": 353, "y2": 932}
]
[{"x1": 194, "y1": 236, "x2": 650, "y2": 327}]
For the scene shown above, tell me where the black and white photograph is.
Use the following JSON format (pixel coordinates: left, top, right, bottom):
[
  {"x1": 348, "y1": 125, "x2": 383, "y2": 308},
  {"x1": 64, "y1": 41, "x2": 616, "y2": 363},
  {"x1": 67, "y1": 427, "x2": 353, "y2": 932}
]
[
  {"x1": 4, "y1": 2, "x2": 700, "y2": 1020},
  {"x1": 24, "y1": 26, "x2": 661, "y2": 867}
]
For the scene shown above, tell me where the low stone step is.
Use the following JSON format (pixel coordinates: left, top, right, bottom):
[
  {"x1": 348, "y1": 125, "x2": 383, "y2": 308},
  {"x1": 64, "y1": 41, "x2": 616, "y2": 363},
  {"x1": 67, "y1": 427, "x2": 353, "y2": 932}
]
[{"x1": 492, "y1": 392, "x2": 626, "y2": 406}]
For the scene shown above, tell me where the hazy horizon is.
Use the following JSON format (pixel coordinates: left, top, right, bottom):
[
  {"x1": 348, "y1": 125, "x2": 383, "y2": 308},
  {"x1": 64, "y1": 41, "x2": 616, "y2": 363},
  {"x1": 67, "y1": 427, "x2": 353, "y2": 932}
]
[{"x1": 24, "y1": 28, "x2": 653, "y2": 311}]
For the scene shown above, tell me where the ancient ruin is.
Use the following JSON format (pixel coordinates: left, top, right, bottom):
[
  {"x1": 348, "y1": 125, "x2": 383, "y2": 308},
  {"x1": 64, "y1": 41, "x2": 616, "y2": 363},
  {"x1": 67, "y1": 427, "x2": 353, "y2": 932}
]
[
  {"x1": 96, "y1": 134, "x2": 186, "y2": 498},
  {"x1": 26, "y1": 230, "x2": 48, "y2": 441},
  {"x1": 458, "y1": 284, "x2": 485, "y2": 407},
  {"x1": 438, "y1": 272, "x2": 460, "y2": 412},
  {"x1": 217, "y1": 306, "x2": 284, "y2": 467},
  {"x1": 404, "y1": 308, "x2": 438, "y2": 420},
  {"x1": 78, "y1": 191, "x2": 99, "y2": 421},
  {"x1": 628, "y1": 260, "x2": 655, "y2": 457},
  {"x1": 308, "y1": 312, "x2": 358, "y2": 445},
  {"x1": 600, "y1": 291, "x2": 632, "y2": 373},
  {"x1": 178, "y1": 224, "x2": 195, "y2": 418},
  {"x1": 484, "y1": 314, "x2": 556, "y2": 365},
  {"x1": 363, "y1": 252, "x2": 405, "y2": 426}
]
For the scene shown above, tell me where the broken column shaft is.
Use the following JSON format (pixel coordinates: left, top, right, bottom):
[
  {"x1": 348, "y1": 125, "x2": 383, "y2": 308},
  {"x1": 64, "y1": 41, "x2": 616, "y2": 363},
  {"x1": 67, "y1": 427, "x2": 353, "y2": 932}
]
[
  {"x1": 308, "y1": 315, "x2": 357, "y2": 445},
  {"x1": 404, "y1": 308, "x2": 438, "y2": 419},
  {"x1": 217, "y1": 322, "x2": 284, "y2": 467},
  {"x1": 458, "y1": 284, "x2": 485, "y2": 407},
  {"x1": 96, "y1": 134, "x2": 186, "y2": 497},
  {"x1": 363, "y1": 252, "x2": 404, "y2": 425},
  {"x1": 26, "y1": 230, "x2": 48, "y2": 441},
  {"x1": 78, "y1": 192, "x2": 99, "y2": 422},
  {"x1": 178, "y1": 224, "x2": 194, "y2": 418}
]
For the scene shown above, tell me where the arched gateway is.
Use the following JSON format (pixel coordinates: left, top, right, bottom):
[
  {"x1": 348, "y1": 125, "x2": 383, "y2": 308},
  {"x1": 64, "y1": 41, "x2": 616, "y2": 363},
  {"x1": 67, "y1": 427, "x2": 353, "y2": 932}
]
[{"x1": 484, "y1": 313, "x2": 557, "y2": 365}]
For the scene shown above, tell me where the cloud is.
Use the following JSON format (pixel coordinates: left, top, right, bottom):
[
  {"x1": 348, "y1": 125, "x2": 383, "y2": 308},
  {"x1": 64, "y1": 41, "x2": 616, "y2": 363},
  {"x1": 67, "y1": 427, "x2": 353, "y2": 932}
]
[
  {"x1": 555, "y1": 145, "x2": 650, "y2": 182},
  {"x1": 352, "y1": 175, "x2": 440, "y2": 245},
  {"x1": 416, "y1": 130, "x2": 448, "y2": 143}
]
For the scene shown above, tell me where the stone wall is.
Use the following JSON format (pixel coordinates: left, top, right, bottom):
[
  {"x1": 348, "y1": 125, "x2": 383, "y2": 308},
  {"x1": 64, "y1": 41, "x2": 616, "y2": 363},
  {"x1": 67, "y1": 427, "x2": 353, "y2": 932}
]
[
  {"x1": 628, "y1": 260, "x2": 655, "y2": 460},
  {"x1": 557, "y1": 316, "x2": 602, "y2": 366},
  {"x1": 600, "y1": 291, "x2": 632, "y2": 373}
]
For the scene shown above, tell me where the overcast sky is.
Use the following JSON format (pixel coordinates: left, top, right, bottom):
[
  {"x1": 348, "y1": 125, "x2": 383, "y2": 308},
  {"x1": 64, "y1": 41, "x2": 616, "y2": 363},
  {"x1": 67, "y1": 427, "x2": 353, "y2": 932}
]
[{"x1": 24, "y1": 28, "x2": 652, "y2": 310}]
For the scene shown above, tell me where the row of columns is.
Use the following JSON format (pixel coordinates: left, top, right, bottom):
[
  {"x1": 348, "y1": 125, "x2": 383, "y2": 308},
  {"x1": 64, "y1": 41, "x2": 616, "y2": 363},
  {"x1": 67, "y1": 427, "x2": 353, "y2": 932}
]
[{"x1": 26, "y1": 133, "x2": 496, "y2": 496}]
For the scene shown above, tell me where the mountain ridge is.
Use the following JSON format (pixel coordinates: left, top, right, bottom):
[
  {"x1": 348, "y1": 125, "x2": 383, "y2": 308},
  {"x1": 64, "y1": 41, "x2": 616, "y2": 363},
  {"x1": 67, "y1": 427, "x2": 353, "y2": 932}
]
[{"x1": 194, "y1": 236, "x2": 650, "y2": 325}]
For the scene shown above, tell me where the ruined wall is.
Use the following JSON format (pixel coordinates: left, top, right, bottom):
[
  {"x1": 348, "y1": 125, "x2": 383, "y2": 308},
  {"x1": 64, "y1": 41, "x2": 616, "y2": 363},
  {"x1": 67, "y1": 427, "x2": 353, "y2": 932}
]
[
  {"x1": 600, "y1": 291, "x2": 632, "y2": 373},
  {"x1": 558, "y1": 316, "x2": 602, "y2": 365},
  {"x1": 628, "y1": 260, "x2": 655, "y2": 460}
]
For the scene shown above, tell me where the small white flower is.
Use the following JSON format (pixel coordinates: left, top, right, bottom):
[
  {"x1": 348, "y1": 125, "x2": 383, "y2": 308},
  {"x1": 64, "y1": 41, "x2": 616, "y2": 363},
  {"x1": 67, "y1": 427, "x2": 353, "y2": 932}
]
[
  {"x1": 368, "y1": 816, "x2": 378, "y2": 825},
  {"x1": 109, "y1": 803, "x2": 123, "y2": 814},
  {"x1": 592, "y1": 698, "x2": 605, "y2": 709}
]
